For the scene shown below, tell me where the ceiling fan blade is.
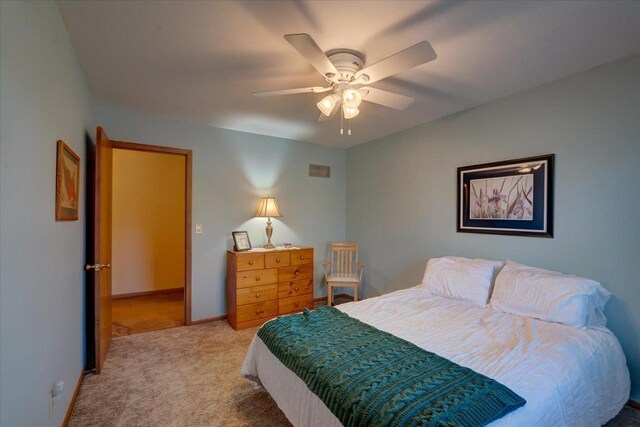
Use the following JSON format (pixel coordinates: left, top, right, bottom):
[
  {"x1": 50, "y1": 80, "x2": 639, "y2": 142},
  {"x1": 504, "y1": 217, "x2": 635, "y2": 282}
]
[
  {"x1": 355, "y1": 41, "x2": 436, "y2": 84},
  {"x1": 284, "y1": 34, "x2": 339, "y2": 82},
  {"x1": 318, "y1": 101, "x2": 340, "y2": 122},
  {"x1": 252, "y1": 86, "x2": 332, "y2": 97},
  {"x1": 360, "y1": 87, "x2": 414, "y2": 110}
]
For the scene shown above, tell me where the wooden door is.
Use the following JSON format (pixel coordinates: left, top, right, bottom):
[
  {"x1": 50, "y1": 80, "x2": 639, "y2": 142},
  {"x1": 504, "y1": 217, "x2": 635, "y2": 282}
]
[{"x1": 86, "y1": 126, "x2": 113, "y2": 373}]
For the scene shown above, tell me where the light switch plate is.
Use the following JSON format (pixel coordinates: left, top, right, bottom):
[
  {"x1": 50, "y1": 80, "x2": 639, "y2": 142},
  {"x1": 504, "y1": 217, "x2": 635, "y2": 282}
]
[{"x1": 195, "y1": 224, "x2": 203, "y2": 234}]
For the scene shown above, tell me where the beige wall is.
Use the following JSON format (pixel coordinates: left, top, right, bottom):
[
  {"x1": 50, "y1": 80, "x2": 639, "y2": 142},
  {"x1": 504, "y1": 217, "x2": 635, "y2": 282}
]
[{"x1": 112, "y1": 149, "x2": 185, "y2": 295}]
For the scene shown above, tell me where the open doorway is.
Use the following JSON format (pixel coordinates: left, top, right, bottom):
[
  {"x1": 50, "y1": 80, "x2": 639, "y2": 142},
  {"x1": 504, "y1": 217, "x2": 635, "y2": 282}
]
[
  {"x1": 85, "y1": 128, "x2": 192, "y2": 372},
  {"x1": 110, "y1": 141, "x2": 192, "y2": 336}
]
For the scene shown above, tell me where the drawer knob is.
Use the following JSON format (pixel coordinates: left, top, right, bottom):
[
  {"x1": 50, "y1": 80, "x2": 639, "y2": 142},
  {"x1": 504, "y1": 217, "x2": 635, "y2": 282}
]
[
  {"x1": 294, "y1": 287, "x2": 300, "y2": 291},
  {"x1": 276, "y1": 258, "x2": 280, "y2": 262},
  {"x1": 255, "y1": 293, "x2": 261, "y2": 298},
  {"x1": 294, "y1": 270, "x2": 300, "y2": 276},
  {"x1": 294, "y1": 302, "x2": 300, "y2": 307},
  {"x1": 299, "y1": 255, "x2": 304, "y2": 260},
  {"x1": 248, "y1": 260, "x2": 253, "y2": 265},
  {"x1": 256, "y1": 309, "x2": 264, "y2": 315},
  {"x1": 255, "y1": 276, "x2": 261, "y2": 281}
]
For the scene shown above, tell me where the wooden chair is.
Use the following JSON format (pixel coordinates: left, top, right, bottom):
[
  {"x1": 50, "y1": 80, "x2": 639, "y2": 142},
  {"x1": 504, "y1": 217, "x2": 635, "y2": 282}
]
[{"x1": 324, "y1": 242, "x2": 364, "y2": 306}]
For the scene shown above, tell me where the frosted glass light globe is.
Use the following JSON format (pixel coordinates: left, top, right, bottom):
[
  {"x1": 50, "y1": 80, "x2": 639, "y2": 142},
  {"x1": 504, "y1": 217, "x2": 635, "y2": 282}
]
[
  {"x1": 342, "y1": 105, "x2": 359, "y2": 119},
  {"x1": 342, "y1": 89, "x2": 362, "y2": 109},
  {"x1": 317, "y1": 94, "x2": 338, "y2": 116}
]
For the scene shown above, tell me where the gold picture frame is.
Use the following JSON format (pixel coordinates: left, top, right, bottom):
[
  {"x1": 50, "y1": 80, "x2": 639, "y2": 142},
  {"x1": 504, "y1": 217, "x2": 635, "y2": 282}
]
[{"x1": 56, "y1": 140, "x2": 80, "y2": 221}]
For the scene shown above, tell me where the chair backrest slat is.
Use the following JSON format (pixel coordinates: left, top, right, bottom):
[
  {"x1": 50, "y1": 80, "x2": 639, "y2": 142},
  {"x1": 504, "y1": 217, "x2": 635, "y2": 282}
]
[{"x1": 330, "y1": 242, "x2": 358, "y2": 277}]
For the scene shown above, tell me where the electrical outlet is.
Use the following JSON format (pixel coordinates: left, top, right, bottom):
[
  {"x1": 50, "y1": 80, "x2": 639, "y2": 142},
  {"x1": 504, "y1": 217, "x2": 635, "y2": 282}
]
[
  {"x1": 195, "y1": 224, "x2": 203, "y2": 234},
  {"x1": 49, "y1": 381, "x2": 64, "y2": 416},
  {"x1": 53, "y1": 381, "x2": 64, "y2": 397}
]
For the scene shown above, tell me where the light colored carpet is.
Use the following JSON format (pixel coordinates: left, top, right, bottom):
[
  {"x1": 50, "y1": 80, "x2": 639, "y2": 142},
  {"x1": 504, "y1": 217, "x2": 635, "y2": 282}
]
[
  {"x1": 70, "y1": 321, "x2": 290, "y2": 426},
  {"x1": 69, "y1": 320, "x2": 639, "y2": 426}
]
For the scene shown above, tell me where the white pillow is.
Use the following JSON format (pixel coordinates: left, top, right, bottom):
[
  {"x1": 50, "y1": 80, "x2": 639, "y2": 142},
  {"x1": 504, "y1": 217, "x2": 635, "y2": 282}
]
[
  {"x1": 420, "y1": 256, "x2": 505, "y2": 307},
  {"x1": 490, "y1": 260, "x2": 611, "y2": 328}
]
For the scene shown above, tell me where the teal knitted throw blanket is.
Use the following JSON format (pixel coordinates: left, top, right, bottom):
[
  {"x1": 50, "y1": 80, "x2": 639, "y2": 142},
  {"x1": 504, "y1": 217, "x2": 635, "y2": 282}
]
[{"x1": 257, "y1": 306, "x2": 525, "y2": 427}]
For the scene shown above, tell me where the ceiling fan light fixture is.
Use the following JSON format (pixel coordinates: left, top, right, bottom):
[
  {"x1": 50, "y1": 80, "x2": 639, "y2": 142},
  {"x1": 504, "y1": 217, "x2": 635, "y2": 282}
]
[
  {"x1": 317, "y1": 94, "x2": 339, "y2": 116},
  {"x1": 342, "y1": 104, "x2": 359, "y2": 119},
  {"x1": 342, "y1": 88, "x2": 362, "y2": 108},
  {"x1": 255, "y1": 34, "x2": 438, "y2": 136}
]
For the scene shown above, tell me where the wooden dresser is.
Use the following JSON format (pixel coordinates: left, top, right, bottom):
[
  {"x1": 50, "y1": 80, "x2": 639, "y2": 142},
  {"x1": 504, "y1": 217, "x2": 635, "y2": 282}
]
[{"x1": 226, "y1": 247, "x2": 314, "y2": 330}]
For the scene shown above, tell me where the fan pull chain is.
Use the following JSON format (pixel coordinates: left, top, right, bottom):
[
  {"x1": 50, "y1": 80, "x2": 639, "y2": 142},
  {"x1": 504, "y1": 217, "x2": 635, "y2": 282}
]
[
  {"x1": 348, "y1": 118, "x2": 351, "y2": 136},
  {"x1": 340, "y1": 110, "x2": 344, "y2": 135}
]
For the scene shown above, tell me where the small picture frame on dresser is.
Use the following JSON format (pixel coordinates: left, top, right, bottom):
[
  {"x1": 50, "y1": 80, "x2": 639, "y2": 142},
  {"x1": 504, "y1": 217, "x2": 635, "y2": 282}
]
[{"x1": 232, "y1": 231, "x2": 252, "y2": 251}]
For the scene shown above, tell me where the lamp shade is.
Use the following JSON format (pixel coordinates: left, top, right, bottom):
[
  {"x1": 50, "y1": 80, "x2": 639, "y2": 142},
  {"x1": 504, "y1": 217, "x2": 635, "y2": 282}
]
[
  {"x1": 317, "y1": 94, "x2": 339, "y2": 116},
  {"x1": 342, "y1": 104, "x2": 359, "y2": 119},
  {"x1": 255, "y1": 197, "x2": 282, "y2": 218},
  {"x1": 342, "y1": 89, "x2": 362, "y2": 109}
]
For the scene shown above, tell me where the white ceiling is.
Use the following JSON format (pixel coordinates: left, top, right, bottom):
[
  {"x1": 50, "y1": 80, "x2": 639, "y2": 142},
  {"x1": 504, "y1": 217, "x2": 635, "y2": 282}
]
[{"x1": 57, "y1": 1, "x2": 640, "y2": 147}]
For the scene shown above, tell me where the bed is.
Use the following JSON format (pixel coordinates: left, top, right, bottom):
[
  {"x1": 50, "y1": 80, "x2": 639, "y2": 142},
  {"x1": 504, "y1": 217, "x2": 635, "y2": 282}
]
[{"x1": 242, "y1": 262, "x2": 630, "y2": 427}]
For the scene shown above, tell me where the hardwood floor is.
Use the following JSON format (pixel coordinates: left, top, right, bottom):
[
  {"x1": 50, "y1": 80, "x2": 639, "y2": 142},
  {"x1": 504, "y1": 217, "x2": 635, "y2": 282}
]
[
  {"x1": 112, "y1": 289, "x2": 184, "y2": 337},
  {"x1": 314, "y1": 294, "x2": 353, "y2": 308}
]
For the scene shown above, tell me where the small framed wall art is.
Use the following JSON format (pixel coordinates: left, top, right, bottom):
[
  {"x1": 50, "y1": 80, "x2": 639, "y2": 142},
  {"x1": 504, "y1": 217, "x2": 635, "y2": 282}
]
[
  {"x1": 457, "y1": 154, "x2": 554, "y2": 237},
  {"x1": 56, "y1": 140, "x2": 80, "y2": 221},
  {"x1": 232, "y1": 231, "x2": 252, "y2": 251}
]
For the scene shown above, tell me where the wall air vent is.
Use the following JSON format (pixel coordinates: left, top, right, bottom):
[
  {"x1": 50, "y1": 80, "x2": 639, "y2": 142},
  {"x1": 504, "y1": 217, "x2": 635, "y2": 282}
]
[{"x1": 309, "y1": 164, "x2": 330, "y2": 178}]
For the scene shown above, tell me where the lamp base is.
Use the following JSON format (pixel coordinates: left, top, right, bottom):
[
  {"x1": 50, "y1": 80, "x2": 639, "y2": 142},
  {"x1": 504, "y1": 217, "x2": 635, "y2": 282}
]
[{"x1": 264, "y1": 217, "x2": 275, "y2": 249}]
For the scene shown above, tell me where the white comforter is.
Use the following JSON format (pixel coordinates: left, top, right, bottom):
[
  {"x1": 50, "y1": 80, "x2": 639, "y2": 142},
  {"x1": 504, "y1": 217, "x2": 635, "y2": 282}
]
[{"x1": 242, "y1": 287, "x2": 630, "y2": 426}]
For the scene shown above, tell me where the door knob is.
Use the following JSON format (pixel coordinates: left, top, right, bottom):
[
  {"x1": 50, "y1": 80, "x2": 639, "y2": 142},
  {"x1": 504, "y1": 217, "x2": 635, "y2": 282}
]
[{"x1": 85, "y1": 263, "x2": 111, "y2": 271}]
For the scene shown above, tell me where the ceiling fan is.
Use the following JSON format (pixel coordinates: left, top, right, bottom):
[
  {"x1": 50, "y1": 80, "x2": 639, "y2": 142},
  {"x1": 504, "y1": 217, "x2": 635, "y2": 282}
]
[{"x1": 253, "y1": 34, "x2": 437, "y2": 135}]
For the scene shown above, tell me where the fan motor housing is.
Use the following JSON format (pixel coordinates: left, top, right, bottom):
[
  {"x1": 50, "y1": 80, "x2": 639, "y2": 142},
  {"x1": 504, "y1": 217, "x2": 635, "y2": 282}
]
[{"x1": 327, "y1": 50, "x2": 364, "y2": 82}]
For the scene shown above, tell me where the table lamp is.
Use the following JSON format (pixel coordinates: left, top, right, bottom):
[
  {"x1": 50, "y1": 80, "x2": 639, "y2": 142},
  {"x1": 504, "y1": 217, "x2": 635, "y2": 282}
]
[{"x1": 255, "y1": 197, "x2": 282, "y2": 249}]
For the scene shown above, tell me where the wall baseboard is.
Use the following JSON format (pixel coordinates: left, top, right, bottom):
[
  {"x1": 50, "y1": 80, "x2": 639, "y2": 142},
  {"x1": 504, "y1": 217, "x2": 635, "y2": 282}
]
[
  {"x1": 112, "y1": 287, "x2": 184, "y2": 299},
  {"x1": 62, "y1": 370, "x2": 84, "y2": 427},
  {"x1": 628, "y1": 399, "x2": 640, "y2": 410},
  {"x1": 191, "y1": 314, "x2": 227, "y2": 325}
]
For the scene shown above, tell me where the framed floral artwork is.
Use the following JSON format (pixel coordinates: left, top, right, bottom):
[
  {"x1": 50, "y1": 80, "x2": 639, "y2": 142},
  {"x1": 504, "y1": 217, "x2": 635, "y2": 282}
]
[
  {"x1": 56, "y1": 140, "x2": 80, "y2": 221},
  {"x1": 457, "y1": 154, "x2": 554, "y2": 237}
]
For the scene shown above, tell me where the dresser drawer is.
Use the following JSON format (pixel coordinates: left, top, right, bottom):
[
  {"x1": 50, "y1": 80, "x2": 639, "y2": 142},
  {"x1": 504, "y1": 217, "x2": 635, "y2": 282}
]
[
  {"x1": 279, "y1": 295, "x2": 314, "y2": 315},
  {"x1": 265, "y1": 252, "x2": 290, "y2": 268},
  {"x1": 278, "y1": 265, "x2": 313, "y2": 282},
  {"x1": 278, "y1": 279, "x2": 313, "y2": 299},
  {"x1": 227, "y1": 247, "x2": 315, "y2": 331},
  {"x1": 236, "y1": 268, "x2": 278, "y2": 288},
  {"x1": 236, "y1": 317, "x2": 277, "y2": 330},
  {"x1": 290, "y1": 249, "x2": 313, "y2": 266},
  {"x1": 237, "y1": 284, "x2": 278, "y2": 306},
  {"x1": 237, "y1": 301, "x2": 279, "y2": 323},
  {"x1": 236, "y1": 253, "x2": 264, "y2": 271}
]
